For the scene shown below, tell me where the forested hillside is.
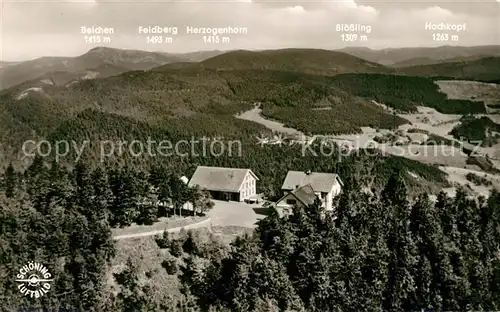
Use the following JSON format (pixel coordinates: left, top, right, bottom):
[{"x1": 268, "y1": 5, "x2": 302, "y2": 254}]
[
  {"x1": 174, "y1": 174, "x2": 500, "y2": 311},
  {"x1": 338, "y1": 45, "x2": 500, "y2": 66},
  {"x1": 2, "y1": 162, "x2": 498, "y2": 311},
  {"x1": 158, "y1": 48, "x2": 393, "y2": 76},
  {"x1": 0, "y1": 160, "x2": 212, "y2": 310},
  {"x1": 450, "y1": 115, "x2": 500, "y2": 145},
  {"x1": 0, "y1": 47, "x2": 187, "y2": 90},
  {"x1": 1, "y1": 44, "x2": 498, "y2": 309},
  {"x1": 1, "y1": 49, "x2": 490, "y2": 162},
  {"x1": 3, "y1": 104, "x2": 449, "y2": 196},
  {"x1": 397, "y1": 56, "x2": 500, "y2": 82}
]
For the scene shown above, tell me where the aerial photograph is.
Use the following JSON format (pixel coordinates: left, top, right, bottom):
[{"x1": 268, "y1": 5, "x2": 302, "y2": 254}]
[{"x1": 1, "y1": 0, "x2": 500, "y2": 310}]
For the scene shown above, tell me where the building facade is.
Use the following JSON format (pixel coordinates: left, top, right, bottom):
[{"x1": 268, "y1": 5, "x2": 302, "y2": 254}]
[{"x1": 188, "y1": 166, "x2": 259, "y2": 202}]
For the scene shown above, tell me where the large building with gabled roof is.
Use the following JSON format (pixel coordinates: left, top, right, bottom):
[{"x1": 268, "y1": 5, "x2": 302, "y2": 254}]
[{"x1": 188, "y1": 166, "x2": 259, "y2": 202}]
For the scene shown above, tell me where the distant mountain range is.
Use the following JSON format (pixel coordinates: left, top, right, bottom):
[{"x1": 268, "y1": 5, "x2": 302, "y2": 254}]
[
  {"x1": 0, "y1": 61, "x2": 21, "y2": 69},
  {"x1": 338, "y1": 45, "x2": 500, "y2": 66},
  {"x1": 2, "y1": 45, "x2": 499, "y2": 91},
  {"x1": 173, "y1": 50, "x2": 225, "y2": 62},
  {"x1": 1, "y1": 46, "x2": 498, "y2": 169},
  {"x1": 155, "y1": 48, "x2": 392, "y2": 76},
  {"x1": 0, "y1": 47, "x2": 225, "y2": 90},
  {"x1": 396, "y1": 56, "x2": 500, "y2": 81},
  {"x1": 390, "y1": 54, "x2": 496, "y2": 68}
]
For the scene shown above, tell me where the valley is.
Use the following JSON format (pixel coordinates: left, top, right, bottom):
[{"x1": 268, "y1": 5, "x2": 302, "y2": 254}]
[
  {"x1": 235, "y1": 102, "x2": 500, "y2": 199},
  {"x1": 1, "y1": 48, "x2": 499, "y2": 196}
]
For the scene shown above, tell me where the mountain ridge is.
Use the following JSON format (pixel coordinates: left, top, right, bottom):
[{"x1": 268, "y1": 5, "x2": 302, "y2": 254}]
[
  {"x1": 3, "y1": 45, "x2": 499, "y2": 90},
  {"x1": 338, "y1": 45, "x2": 500, "y2": 66},
  {"x1": 154, "y1": 48, "x2": 393, "y2": 76},
  {"x1": 396, "y1": 56, "x2": 500, "y2": 81},
  {"x1": 0, "y1": 47, "x2": 187, "y2": 90}
]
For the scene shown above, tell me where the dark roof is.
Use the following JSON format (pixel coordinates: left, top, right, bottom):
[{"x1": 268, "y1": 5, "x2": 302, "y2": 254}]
[
  {"x1": 281, "y1": 171, "x2": 342, "y2": 193},
  {"x1": 292, "y1": 184, "x2": 318, "y2": 206},
  {"x1": 188, "y1": 166, "x2": 258, "y2": 192},
  {"x1": 276, "y1": 184, "x2": 318, "y2": 207}
]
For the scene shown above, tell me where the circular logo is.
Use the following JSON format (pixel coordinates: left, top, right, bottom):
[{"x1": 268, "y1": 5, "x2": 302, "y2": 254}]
[{"x1": 16, "y1": 262, "x2": 53, "y2": 298}]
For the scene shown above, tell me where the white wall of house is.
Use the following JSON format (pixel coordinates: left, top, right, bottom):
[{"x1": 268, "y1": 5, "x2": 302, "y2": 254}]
[
  {"x1": 325, "y1": 180, "x2": 342, "y2": 211},
  {"x1": 239, "y1": 171, "x2": 257, "y2": 201},
  {"x1": 313, "y1": 191, "x2": 327, "y2": 209}
]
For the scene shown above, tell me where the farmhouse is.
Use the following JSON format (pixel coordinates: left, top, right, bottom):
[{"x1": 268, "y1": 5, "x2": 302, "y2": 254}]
[
  {"x1": 276, "y1": 170, "x2": 343, "y2": 214},
  {"x1": 188, "y1": 166, "x2": 259, "y2": 202}
]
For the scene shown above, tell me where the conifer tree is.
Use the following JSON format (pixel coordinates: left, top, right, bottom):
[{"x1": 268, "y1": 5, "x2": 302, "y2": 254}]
[
  {"x1": 381, "y1": 171, "x2": 417, "y2": 310},
  {"x1": 4, "y1": 163, "x2": 16, "y2": 198}
]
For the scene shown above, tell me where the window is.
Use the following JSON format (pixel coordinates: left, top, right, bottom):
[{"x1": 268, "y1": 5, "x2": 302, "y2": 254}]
[{"x1": 286, "y1": 199, "x2": 296, "y2": 205}]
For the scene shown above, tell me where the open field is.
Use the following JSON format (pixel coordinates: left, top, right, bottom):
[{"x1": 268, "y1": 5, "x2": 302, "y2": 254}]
[
  {"x1": 397, "y1": 106, "x2": 500, "y2": 159},
  {"x1": 235, "y1": 105, "x2": 500, "y2": 191},
  {"x1": 488, "y1": 115, "x2": 500, "y2": 124},
  {"x1": 398, "y1": 106, "x2": 461, "y2": 138},
  {"x1": 236, "y1": 106, "x2": 470, "y2": 168},
  {"x1": 439, "y1": 166, "x2": 500, "y2": 198}
]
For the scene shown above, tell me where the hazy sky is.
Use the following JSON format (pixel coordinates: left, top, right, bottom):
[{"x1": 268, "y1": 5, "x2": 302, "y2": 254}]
[{"x1": 1, "y1": 0, "x2": 499, "y2": 61}]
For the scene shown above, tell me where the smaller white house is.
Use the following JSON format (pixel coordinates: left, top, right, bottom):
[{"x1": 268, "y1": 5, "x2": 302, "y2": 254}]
[
  {"x1": 276, "y1": 170, "x2": 343, "y2": 214},
  {"x1": 275, "y1": 184, "x2": 318, "y2": 217}
]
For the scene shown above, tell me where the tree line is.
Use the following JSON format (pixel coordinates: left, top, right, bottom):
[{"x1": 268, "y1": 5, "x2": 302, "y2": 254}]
[
  {"x1": 0, "y1": 157, "x2": 215, "y2": 310},
  {"x1": 1, "y1": 157, "x2": 498, "y2": 310},
  {"x1": 172, "y1": 172, "x2": 500, "y2": 311},
  {"x1": 2, "y1": 157, "x2": 213, "y2": 228}
]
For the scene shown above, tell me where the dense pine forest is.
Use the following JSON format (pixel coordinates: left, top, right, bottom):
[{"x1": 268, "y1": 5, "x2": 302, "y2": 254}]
[
  {"x1": 1, "y1": 160, "x2": 499, "y2": 311},
  {"x1": 173, "y1": 174, "x2": 500, "y2": 312},
  {"x1": 0, "y1": 159, "x2": 214, "y2": 310},
  {"x1": 171, "y1": 174, "x2": 500, "y2": 311}
]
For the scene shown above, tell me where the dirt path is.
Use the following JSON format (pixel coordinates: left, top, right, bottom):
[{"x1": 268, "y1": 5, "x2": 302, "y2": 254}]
[
  {"x1": 235, "y1": 106, "x2": 304, "y2": 136},
  {"x1": 113, "y1": 218, "x2": 212, "y2": 240},
  {"x1": 113, "y1": 200, "x2": 265, "y2": 240},
  {"x1": 206, "y1": 200, "x2": 265, "y2": 228}
]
